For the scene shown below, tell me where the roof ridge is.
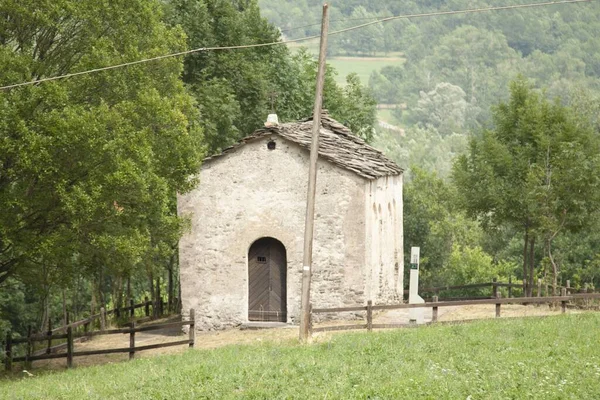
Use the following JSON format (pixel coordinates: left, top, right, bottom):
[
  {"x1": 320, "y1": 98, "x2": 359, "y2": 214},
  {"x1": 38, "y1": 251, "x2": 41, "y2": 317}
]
[{"x1": 203, "y1": 116, "x2": 403, "y2": 179}]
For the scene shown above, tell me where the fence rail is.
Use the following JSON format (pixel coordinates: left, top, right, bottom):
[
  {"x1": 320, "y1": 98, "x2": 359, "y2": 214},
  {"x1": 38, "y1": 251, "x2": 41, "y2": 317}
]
[
  {"x1": 311, "y1": 292, "x2": 599, "y2": 333},
  {"x1": 4, "y1": 309, "x2": 195, "y2": 371},
  {"x1": 405, "y1": 278, "x2": 595, "y2": 298}
]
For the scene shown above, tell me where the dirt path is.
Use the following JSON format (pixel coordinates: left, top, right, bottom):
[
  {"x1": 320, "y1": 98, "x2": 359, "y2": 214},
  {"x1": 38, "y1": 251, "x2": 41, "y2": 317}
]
[{"x1": 375, "y1": 303, "x2": 572, "y2": 324}]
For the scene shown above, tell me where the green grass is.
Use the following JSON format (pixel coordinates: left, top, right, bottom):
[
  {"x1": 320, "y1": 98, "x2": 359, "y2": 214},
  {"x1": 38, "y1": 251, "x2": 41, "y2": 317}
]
[
  {"x1": 2, "y1": 314, "x2": 600, "y2": 399},
  {"x1": 287, "y1": 42, "x2": 405, "y2": 86},
  {"x1": 377, "y1": 109, "x2": 399, "y2": 125},
  {"x1": 328, "y1": 57, "x2": 404, "y2": 86}
]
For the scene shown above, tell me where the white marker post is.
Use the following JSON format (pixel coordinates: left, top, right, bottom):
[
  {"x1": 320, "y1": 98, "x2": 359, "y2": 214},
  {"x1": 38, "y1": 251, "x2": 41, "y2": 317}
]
[{"x1": 409, "y1": 247, "x2": 425, "y2": 324}]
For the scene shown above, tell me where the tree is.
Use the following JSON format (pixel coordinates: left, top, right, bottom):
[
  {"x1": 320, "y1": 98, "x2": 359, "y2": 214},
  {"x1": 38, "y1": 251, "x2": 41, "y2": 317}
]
[
  {"x1": 453, "y1": 78, "x2": 600, "y2": 296},
  {"x1": 0, "y1": 0, "x2": 204, "y2": 292},
  {"x1": 411, "y1": 82, "x2": 479, "y2": 136},
  {"x1": 403, "y1": 168, "x2": 483, "y2": 287},
  {"x1": 342, "y1": 7, "x2": 383, "y2": 56},
  {"x1": 165, "y1": 0, "x2": 378, "y2": 152}
]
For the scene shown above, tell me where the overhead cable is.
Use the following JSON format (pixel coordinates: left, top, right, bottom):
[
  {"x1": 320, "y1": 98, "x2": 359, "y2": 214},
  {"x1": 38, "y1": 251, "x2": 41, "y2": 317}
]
[{"x1": 0, "y1": 0, "x2": 591, "y2": 91}]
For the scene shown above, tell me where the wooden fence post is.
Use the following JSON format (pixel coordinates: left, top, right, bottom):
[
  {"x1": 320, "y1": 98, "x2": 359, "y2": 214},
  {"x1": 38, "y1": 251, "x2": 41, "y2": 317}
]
[
  {"x1": 144, "y1": 296, "x2": 150, "y2": 317},
  {"x1": 366, "y1": 300, "x2": 373, "y2": 332},
  {"x1": 495, "y1": 292, "x2": 502, "y2": 318},
  {"x1": 46, "y1": 319, "x2": 52, "y2": 354},
  {"x1": 432, "y1": 296, "x2": 439, "y2": 323},
  {"x1": 188, "y1": 309, "x2": 196, "y2": 348},
  {"x1": 508, "y1": 276, "x2": 513, "y2": 298},
  {"x1": 66, "y1": 326, "x2": 73, "y2": 368},
  {"x1": 100, "y1": 307, "x2": 106, "y2": 331},
  {"x1": 4, "y1": 331, "x2": 12, "y2": 372},
  {"x1": 492, "y1": 277, "x2": 498, "y2": 298},
  {"x1": 129, "y1": 322, "x2": 136, "y2": 360},
  {"x1": 566, "y1": 280, "x2": 571, "y2": 296},
  {"x1": 130, "y1": 299, "x2": 135, "y2": 319},
  {"x1": 561, "y1": 288, "x2": 567, "y2": 314}
]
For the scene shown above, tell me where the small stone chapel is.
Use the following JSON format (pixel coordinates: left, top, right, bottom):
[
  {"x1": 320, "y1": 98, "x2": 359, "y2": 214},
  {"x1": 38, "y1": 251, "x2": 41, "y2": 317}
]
[{"x1": 178, "y1": 112, "x2": 404, "y2": 330}]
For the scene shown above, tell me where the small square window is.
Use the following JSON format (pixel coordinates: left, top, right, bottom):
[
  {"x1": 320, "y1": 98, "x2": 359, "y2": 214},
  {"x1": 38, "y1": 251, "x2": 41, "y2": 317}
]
[{"x1": 257, "y1": 256, "x2": 267, "y2": 263}]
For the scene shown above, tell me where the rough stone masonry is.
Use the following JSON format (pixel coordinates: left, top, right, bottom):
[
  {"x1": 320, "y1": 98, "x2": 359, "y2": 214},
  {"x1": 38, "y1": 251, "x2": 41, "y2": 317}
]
[{"x1": 178, "y1": 114, "x2": 404, "y2": 330}]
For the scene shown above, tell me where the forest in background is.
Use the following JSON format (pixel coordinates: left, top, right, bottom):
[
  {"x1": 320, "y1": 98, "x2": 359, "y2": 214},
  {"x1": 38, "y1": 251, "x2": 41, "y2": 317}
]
[
  {"x1": 1, "y1": 0, "x2": 600, "y2": 338},
  {"x1": 258, "y1": 0, "x2": 600, "y2": 295}
]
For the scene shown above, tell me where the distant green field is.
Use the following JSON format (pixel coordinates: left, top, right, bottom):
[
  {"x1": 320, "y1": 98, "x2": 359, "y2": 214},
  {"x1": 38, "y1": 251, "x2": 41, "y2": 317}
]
[
  {"x1": 377, "y1": 108, "x2": 398, "y2": 125},
  {"x1": 287, "y1": 41, "x2": 405, "y2": 86},
  {"x1": 2, "y1": 314, "x2": 600, "y2": 399},
  {"x1": 328, "y1": 56, "x2": 404, "y2": 86}
]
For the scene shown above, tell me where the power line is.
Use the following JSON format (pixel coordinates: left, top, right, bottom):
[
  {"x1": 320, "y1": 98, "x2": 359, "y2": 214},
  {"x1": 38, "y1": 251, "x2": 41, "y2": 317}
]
[
  {"x1": 0, "y1": 0, "x2": 591, "y2": 91},
  {"x1": 280, "y1": 17, "x2": 382, "y2": 34},
  {"x1": 328, "y1": 0, "x2": 591, "y2": 37}
]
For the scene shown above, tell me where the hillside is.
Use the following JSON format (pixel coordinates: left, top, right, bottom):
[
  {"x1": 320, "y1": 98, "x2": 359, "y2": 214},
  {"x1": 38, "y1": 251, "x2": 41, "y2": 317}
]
[
  {"x1": 2, "y1": 314, "x2": 599, "y2": 399},
  {"x1": 260, "y1": 0, "x2": 600, "y2": 178}
]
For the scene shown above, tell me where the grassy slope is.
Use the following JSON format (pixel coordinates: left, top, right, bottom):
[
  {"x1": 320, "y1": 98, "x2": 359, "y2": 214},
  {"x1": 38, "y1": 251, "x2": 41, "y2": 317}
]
[
  {"x1": 327, "y1": 57, "x2": 404, "y2": 86},
  {"x1": 376, "y1": 109, "x2": 399, "y2": 125},
  {"x1": 2, "y1": 314, "x2": 599, "y2": 399}
]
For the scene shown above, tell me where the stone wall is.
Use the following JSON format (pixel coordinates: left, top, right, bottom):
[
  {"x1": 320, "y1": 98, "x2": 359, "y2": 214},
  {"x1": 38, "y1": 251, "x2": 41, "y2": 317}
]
[
  {"x1": 178, "y1": 135, "x2": 370, "y2": 330},
  {"x1": 364, "y1": 175, "x2": 404, "y2": 304}
]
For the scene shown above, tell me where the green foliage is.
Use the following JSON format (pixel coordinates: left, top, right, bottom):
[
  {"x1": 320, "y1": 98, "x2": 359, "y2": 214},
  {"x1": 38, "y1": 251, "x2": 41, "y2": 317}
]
[
  {"x1": 410, "y1": 82, "x2": 479, "y2": 137},
  {"x1": 374, "y1": 125, "x2": 468, "y2": 180},
  {"x1": 340, "y1": 6, "x2": 383, "y2": 56},
  {"x1": 401, "y1": 168, "x2": 484, "y2": 287},
  {"x1": 454, "y1": 78, "x2": 600, "y2": 232},
  {"x1": 0, "y1": 0, "x2": 379, "y2": 337},
  {"x1": 3, "y1": 315, "x2": 600, "y2": 398},
  {"x1": 453, "y1": 78, "x2": 600, "y2": 289},
  {"x1": 439, "y1": 244, "x2": 496, "y2": 286},
  {"x1": 164, "y1": 0, "x2": 378, "y2": 153},
  {"x1": 0, "y1": 0, "x2": 204, "y2": 333}
]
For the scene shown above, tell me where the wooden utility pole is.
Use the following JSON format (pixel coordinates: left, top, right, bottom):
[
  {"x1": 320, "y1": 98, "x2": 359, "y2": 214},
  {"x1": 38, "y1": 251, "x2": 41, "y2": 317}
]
[{"x1": 299, "y1": 3, "x2": 329, "y2": 342}]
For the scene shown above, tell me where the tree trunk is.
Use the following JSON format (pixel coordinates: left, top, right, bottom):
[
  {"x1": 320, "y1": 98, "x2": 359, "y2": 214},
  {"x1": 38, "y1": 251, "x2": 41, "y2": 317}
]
[
  {"x1": 149, "y1": 272, "x2": 154, "y2": 301},
  {"x1": 40, "y1": 292, "x2": 49, "y2": 333},
  {"x1": 167, "y1": 253, "x2": 175, "y2": 313},
  {"x1": 528, "y1": 237, "x2": 536, "y2": 297},
  {"x1": 99, "y1": 266, "x2": 106, "y2": 311},
  {"x1": 178, "y1": 276, "x2": 182, "y2": 314},
  {"x1": 548, "y1": 239, "x2": 559, "y2": 296},
  {"x1": 149, "y1": 272, "x2": 154, "y2": 316},
  {"x1": 156, "y1": 276, "x2": 161, "y2": 317},
  {"x1": 62, "y1": 289, "x2": 68, "y2": 332},
  {"x1": 91, "y1": 280, "x2": 97, "y2": 316},
  {"x1": 522, "y1": 227, "x2": 529, "y2": 296},
  {"x1": 126, "y1": 276, "x2": 131, "y2": 308}
]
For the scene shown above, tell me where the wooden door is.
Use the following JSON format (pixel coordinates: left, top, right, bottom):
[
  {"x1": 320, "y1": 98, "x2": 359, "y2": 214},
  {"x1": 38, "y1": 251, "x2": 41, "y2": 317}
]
[{"x1": 248, "y1": 238, "x2": 287, "y2": 322}]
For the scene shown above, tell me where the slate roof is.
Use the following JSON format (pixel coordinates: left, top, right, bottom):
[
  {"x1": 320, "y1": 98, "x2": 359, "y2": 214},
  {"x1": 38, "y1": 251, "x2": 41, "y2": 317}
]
[{"x1": 203, "y1": 112, "x2": 404, "y2": 180}]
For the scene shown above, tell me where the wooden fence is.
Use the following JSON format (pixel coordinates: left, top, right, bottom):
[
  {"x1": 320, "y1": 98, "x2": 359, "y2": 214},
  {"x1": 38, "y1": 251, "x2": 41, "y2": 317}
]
[
  {"x1": 408, "y1": 278, "x2": 594, "y2": 300},
  {"x1": 3, "y1": 309, "x2": 195, "y2": 371},
  {"x1": 310, "y1": 292, "x2": 600, "y2": 333},
  {"x1": 38, "y1": 295, "x2": 183, "y2": 346}
]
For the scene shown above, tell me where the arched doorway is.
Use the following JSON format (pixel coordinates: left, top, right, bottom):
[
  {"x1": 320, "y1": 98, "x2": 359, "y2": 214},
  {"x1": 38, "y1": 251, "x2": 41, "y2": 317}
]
[{"x1": 248, "y1": 237, "x2": 287, "y2": 322}]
